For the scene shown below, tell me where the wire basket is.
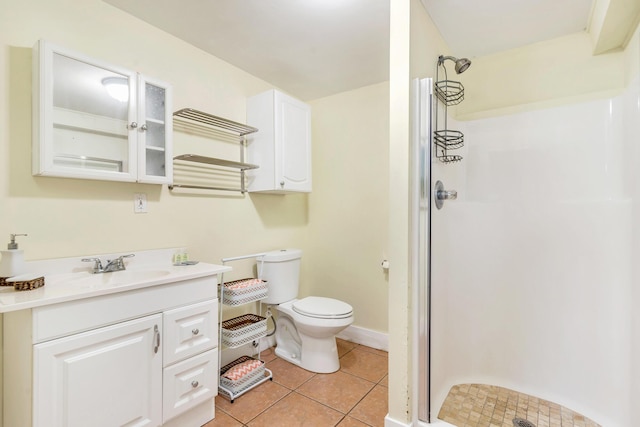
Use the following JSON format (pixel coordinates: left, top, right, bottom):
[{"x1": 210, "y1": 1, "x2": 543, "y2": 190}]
[
  {"x1": 435, "y1": 80, "x2": 464, "y2": 106},
  {"x1": 433, "y1": 130, "x2": 464, "y2": 150},
  {"x1": 219, "y1": 356, "x2": 266, "y2": 395},
  {"x1": 221, "y1": 278, "x2": 268, "y2": 306},
  {"x1": 437, "y1": 154, "x2": 463, "y2": 163},
  {"x1": 221, "y1": 314, "x2": 267, "y2": 348}
]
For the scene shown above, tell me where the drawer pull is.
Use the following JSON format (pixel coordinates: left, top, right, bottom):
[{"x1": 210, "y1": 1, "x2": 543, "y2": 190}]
[
  {"x1": 192, "y1": 328, "x2": 200, "y2": 335},
  {"x1": 191, "y1": 380, "x2": 199, "y2": 388}
]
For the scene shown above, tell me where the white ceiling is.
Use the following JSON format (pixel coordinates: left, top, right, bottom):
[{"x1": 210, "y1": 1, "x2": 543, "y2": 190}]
[
  {"x1": 103, "y1": 0, "x2": 594, "y2": 101},
  {"x1": 421, "y1": 0, "x2": 594, "y2": 58}
]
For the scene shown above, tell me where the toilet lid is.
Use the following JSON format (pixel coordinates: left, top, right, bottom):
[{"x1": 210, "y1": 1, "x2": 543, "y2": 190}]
[{"x1": 293, "y1": 296, "x2": 353, "y2": 319}]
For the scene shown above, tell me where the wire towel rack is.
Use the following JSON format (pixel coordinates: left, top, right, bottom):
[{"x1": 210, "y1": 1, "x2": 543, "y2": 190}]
[{"x1": 170, "y1": 109, "x2": 259, "y2": 192}]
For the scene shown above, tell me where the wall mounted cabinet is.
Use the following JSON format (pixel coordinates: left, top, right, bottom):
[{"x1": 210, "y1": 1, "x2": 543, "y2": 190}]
[
  {"x1": 246, "y1": 89, "x2": 312, "y2": 194},
  {"x1": 32, "y1": 40, "x2": 173, "y2": 184}
]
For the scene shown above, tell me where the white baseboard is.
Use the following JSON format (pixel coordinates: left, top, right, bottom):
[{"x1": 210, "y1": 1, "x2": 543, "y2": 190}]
[
  {"x1": 255, "y1": 324, "x2": 389, "y2": 353},
  {"x1": 385, "y1": 414, "x2": 412, "y2": 427},
  {"x1": 337, "y1": 325, "x2": 389, "y2": 352},
  {"x1": 385, "y1": 414, "x2": 446, "y2": 426}
]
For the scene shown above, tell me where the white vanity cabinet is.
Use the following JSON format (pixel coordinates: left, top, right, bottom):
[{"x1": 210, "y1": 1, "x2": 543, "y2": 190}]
[
  {"x1": 34, "y1": 314, "x2": 163, "y2": 426},
  {"x1": 3, "y1": 275, "x2": 219, "y2": 427},
  {"x1": 246, "y1": 89, "x2": 312, "y2": 193},
  {"x1": 32, "y1": 40, "x2": 173, "y2": 184}
]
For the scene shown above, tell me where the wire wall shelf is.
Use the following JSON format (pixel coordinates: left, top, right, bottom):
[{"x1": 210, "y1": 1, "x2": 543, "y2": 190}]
[
  {"x1": 438, "y1": 154, "x2": 463, "y2": 163},
  {"x1": 434, "y1": 80, "x2": 464, "y2": 106},
  {"x1": 173, "y1": 108, "x2": 258, "y2": 136},
  {"x1": 170, "y1": 109, "x2": 259, "y2": 192},
  {"x1": 433, "y1": 130, "x2": 464, "y2": 150}
]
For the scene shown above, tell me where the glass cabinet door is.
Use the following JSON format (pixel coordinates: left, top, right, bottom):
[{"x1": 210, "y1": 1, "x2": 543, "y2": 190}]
[
  {"x1": 137, "y1": 76, "x2": 173, "y2": 184},
  {"x1": 33, "y1": 40, "x2": 138, "y2": 182}
]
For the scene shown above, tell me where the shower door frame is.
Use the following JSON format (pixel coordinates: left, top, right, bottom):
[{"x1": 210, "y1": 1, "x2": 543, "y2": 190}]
[{"x1": 411, "y1": 77, "x2": 432, "y2": 424}]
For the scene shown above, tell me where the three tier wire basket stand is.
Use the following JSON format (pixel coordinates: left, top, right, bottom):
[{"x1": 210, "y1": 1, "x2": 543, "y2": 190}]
[
  {"x1": 217, "y1": 253, "x2": 273, "y2": 403},
  {"x1": 434, "y1": 56, "x2": 465, "y2": 163}
]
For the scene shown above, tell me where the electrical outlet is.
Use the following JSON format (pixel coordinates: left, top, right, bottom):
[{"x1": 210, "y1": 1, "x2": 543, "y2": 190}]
[{"x1": 134, "y1": 193, "x2": 147, "y2": 213}]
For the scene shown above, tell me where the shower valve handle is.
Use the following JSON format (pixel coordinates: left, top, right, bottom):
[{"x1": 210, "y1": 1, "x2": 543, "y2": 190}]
[
  {"x1": 437, "y1": 189, "x2": 457, "y2": 200},
  {"x1": 434, "y1": 181, "x2": 457, "y2": 210}
]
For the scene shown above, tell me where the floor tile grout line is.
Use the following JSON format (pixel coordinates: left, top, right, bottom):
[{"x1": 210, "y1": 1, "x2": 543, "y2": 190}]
[
  {"x1": 213, "y1": 342, "x2": 389, "y2": 427},
  {"x1": 290, "y1": 384, "x2": 372, "y2": 418},
  {"x1": 223, "y1": 379, "x2": 381, "y2": 426},
  {"x1": 216, "y1": 387, "x2": 294, "y2": 426}
]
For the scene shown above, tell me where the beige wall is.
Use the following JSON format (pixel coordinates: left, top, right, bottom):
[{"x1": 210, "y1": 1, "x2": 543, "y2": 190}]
[
  {"x1": 457, "y1": 32, "x2": 626, "y2": 119},
  {"x1": 306, "y1": 82, "x2": 390, "y2": 333},
  {"x1": 0, "y1": 0, "x2": 308, "y2": 276},
  {"x1": 0, "y1": 0, "x2": 392, "y2": 343},
  {"x1": 1, "y1": 2, "x2": 396, "y2": 420}
]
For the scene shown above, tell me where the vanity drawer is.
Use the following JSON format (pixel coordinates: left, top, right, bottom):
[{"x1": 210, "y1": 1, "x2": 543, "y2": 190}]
[
  {"x1": 163, "y1": 299, "x2": 217, "y2": 365},
  {"x1": 162, "y1": 348, "x2": 218, "y2": 423}
]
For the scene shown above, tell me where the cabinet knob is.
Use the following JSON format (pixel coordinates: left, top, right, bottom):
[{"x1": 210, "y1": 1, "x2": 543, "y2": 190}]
[
  {"x1": 280, "y1": 181, "x2": 285, "y2": 186},
  {"x1": 129, "y1": 121, "x2": 138, "y2": 129},
  {"x1": 191, "y1": 328, "x2": 199, "y2": 335},
  {"x1": 191, "y1": 381, "x2": 199, "y2": 388},
  {"x1": 140, "y1": 123, "x2": 148, "y2": 132}
]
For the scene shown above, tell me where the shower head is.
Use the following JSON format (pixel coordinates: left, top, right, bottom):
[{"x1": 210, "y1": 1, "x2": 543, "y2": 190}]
[{"x1": 438, "y1": 55, "x2": 472, "y2": 74}]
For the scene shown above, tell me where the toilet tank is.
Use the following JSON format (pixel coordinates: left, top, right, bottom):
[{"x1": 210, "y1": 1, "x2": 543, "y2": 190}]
[{"x1": 260, "y1": 249, "x2": 302, "y2": 304}]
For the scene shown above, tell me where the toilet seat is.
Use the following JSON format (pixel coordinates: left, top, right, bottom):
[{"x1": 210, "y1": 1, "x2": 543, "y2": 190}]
[{"x1": 292, "y1": 296, "x2": 353, "y2": 319}]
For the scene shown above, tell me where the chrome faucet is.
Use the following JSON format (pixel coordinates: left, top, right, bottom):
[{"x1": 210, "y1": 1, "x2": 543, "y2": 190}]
[{"x1": 82, "y1": 254, "x2": 135, "y2": 274}]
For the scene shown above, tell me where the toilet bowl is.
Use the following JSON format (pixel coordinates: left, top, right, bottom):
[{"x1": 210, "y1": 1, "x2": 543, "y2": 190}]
[
  {"x1": 260, "y1": 249, "x2": 354, "y2": 373},
  {"x1": 274, "y1": 297, "x2": 353, "y2": 373}
]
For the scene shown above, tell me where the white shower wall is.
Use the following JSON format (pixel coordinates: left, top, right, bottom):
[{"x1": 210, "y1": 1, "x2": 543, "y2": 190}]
[{"x1": 430, "y1": 81, "x2": 639, "y2": 427}]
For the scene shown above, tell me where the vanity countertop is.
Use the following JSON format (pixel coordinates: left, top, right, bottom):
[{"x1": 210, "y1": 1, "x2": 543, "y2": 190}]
[{"x1": 0, "y1": 249, "x2": 231, "y2": 313}]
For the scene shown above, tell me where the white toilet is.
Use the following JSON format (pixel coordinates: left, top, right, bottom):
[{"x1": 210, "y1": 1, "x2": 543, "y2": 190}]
[{"x1": 260, "y1": 249, "x2": 354, "y2": 373}]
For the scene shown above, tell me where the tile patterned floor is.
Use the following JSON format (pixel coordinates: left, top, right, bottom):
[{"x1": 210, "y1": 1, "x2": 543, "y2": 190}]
[
  {"x1": 205, "y1": 339, "x2": 388, "y2": 427},
  {"x1": 438, "y1": 383, "x2": 601, "y2": 427}
]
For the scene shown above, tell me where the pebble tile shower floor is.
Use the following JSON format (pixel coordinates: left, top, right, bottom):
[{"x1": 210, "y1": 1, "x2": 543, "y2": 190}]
[
  {"x1": 204, "y1": 339, "x2": 388, "y2": 426},
  {"x1": 438, "y1": 383, "x2": 601, "y2": 427}
]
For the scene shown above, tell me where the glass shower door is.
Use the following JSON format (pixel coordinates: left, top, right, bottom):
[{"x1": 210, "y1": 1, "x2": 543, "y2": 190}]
[{"x1": 411, "y1": 77, "x2": 432, "y2": 423}]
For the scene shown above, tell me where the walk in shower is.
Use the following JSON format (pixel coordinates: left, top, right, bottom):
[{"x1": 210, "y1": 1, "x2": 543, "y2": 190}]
[{"x1": 412, "y1": 63, "x2": 639, "y2": 426}]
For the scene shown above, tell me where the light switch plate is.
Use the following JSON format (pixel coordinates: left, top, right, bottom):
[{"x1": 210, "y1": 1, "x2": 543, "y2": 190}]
[{"x1": 134, "y1": 193, "x2": 147, "y2": 213}]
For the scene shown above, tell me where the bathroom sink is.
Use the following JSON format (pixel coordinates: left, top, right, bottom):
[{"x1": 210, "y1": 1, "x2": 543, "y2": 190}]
[
  {"x1": 57, "y1": 269, "x2": 172, "y2": 288},
  {"x1": 101, "y1": 269, "x2": 171, "y2": 284}
]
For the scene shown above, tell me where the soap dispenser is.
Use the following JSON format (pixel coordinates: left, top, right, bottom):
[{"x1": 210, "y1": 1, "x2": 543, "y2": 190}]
[{"x1": 0, "y1": 233, "x2": 27, "y2": 279}]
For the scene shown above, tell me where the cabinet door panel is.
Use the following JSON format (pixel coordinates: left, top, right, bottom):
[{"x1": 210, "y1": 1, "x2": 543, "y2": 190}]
[
  {"x1": 247, "y1": 89, "x2": 311, "y2": 193},
  {"x1": 163, "y1": 299, "x2": 217, "y2": 366},
  {"x1": 162, "y1": 349, "x2": 218, "y2": 422},
  {"x1": 279, "y1": 96, "x2": 311, "y2": 189},
  {"x1": 33, "y1": 40, "x2": 138, "y2": 182},
  {"x1": 34, "y1": 314, "x2": 162, "y2": 427}
]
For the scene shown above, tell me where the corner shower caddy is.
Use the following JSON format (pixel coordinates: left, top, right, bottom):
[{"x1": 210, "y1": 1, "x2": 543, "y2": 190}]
[
  {"x1": 169, "y1": 108, "x2": 259, "y2": 193},
  {"x1": 217, "y1": 252, "x2": 273, "y2": 403},
  {"x1": 434, "y1": 56, "x2": 464, "y2": 163}
]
